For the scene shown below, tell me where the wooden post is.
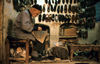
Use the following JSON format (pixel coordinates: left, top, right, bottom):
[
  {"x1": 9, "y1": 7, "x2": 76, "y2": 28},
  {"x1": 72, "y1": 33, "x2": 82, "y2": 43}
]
[
  {"x1": 6, "y1": 39, "x2": 10, "y2": 64},
  {"x1": 26, "y1": 39, "x2": 29, "y2": 64}
]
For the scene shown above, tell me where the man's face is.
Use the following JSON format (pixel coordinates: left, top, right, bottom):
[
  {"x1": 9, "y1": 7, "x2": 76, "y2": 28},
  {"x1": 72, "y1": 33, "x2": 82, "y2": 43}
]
[{"x1": 29, "y1": 7, "x2": 41, "y2": 18}]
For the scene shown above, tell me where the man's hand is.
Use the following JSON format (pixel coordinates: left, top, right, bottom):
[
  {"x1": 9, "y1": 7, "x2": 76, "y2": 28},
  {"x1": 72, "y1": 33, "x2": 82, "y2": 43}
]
[{"x1": 38, "y1": 27, "x2": 42, "y2": 31}]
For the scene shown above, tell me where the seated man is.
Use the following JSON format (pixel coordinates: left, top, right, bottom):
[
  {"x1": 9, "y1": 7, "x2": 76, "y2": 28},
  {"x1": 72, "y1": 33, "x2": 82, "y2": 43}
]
[{"x1": 13, "y1": 4, "x2": 45, "y2": 53}]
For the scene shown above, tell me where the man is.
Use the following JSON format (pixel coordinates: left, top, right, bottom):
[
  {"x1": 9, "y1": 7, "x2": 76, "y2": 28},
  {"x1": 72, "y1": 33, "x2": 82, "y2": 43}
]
[{"x1": 13, "y1": 4, "x2": 45, "y2": 53}]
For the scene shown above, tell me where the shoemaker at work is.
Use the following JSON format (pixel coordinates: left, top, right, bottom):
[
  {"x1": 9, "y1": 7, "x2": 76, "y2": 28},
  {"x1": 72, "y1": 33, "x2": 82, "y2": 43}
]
[{"x1": 13, "y1": 4, "x2": 45, "y2": 53}]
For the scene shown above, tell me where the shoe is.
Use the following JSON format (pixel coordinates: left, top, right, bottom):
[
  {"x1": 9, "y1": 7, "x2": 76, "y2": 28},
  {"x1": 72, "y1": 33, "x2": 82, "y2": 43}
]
[
  {"x1": 61, "y1": 15, "x2": 64, "y2": 22},
  {"x1": 43, "y1": 4, "x2": 45, "y2": 12},
  {"x1": 52, "y1": 14, "x2": 55, "y2": 21},
  {"x1": 58, "y1": 0, "x2": 61, "y2": 4},
  {"x1": 72, "y1": 15, "x2": 75, "y2": 23},
  {"x1": 64, "y1": 5, "x2": 67, "y2": 13},
  {"x1": 45, "y1": 0, "x2": 48, "y2": 4},
  {"x1": 49, "y1": 14, "x2": 52, "y2": 22},
  {"x1": 46, "y1": 14, "x2": 49, "y2": 22},
  {"x1": 74, "y1": 0, "x2": 76, "y2": 4},
  {"x1": 38, "y1": 14, "x2": 41, "y2": 22},
  {"x1": 74, "y1": 15, "x2": 77, "y2": 22},
  {"x1": 48, "y1": 0, "x2": 51, "y2": 6},
  {"x1": 55, "y1": 0, "x2": 58, "y2": 5},
  {"x1": 61, "y1": 5, "x2": 63, "y2": 13},
  {"x1": 66, "y1": 0, "x2": 68, "y2": 4},
  {"x1": 51, "y1": 5, "x2": 54, "y2": 12},
  {"x1": 68, "y1": 4, "x2": 71, "y2": 13},
  {"x1": 70, "y1": 0, "x2": 72, "y2": 4},
  {"x1": 62, "y1": 0, "x2": 65, "y2": 4},
  {"x1": 58, "y1": 14, "x2": 61, "y2": 22},
  {"x1": 55, "y1": 15, "x2": 57, "y2": 22},
  {"x1": 57, "y1": 6, "x2": 60, "y2": 13},
  {"x1": 40, "y1": 5, "x2": 42, "y2": 12},
  {"x1": 47, "y1": 5, "x2": 50, "y2": 12},
  {"x1": 68, "y1": 15, "x2": 71, "y2": 23},
  {"x1": 71, "y1": 6, "x2": 76, "y2": 14},
  {"x1": 65, "y1": 14, "x2": 69, "y2": 23},
  {"x1": 52, "y1": 0, "x2": 54, "y2": 3},
  {"x1": 34, "y1": 0, "x2": 37, "y2": 4},
  {"x1": 42, "y1": 14, "x2": 46, "y2": 21},
  {"x1": 54, "y1": 5, "x2": 57, "y2": 12}
]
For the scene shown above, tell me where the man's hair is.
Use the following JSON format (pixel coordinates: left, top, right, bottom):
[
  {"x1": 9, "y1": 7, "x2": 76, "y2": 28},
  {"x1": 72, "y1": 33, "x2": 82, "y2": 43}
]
[{"x1": 32, "y1": 4, "x2": 41, "y2": 11}]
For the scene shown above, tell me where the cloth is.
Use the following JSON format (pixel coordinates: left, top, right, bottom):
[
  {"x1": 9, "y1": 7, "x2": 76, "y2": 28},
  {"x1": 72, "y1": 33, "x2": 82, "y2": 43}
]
[
  {"x1": 32, "y1": 31, "x2": 48, "y2": 43},
  {"x1": 13, "y1": 10, "x2": 37, "y2": 41}
]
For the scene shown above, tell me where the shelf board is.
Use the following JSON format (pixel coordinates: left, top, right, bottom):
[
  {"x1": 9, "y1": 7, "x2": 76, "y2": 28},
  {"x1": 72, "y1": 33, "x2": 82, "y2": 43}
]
[{"x1": 59, "y1": 35, "x2": 78, "y2": 38}]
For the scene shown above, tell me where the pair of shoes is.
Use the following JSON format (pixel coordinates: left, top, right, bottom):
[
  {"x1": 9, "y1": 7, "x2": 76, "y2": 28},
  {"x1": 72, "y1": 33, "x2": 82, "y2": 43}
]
[
  {"x1": 51, "y1": 5, "x2": 57, "y2": 12},
  {"x1": 45, "y1": 14, "x2": 52, "y2": 22},
  {"x1": 57, "y1": 5, "x2": 63, "y2": 13}
]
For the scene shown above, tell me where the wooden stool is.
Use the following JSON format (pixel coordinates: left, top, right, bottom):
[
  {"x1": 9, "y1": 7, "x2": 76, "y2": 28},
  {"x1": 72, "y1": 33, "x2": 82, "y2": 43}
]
[{"x1": 5, "y1": 36, "x2": 30, "y2": 64}]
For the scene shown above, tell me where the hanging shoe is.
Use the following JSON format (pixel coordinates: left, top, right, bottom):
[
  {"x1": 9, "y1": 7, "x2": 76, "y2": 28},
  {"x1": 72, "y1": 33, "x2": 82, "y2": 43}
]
[
  {"x1": 38, "y1": 14, "x2": 41, "y2": 22},
  {"x1": 57, "y1": 6, "x2": 60, "y2": 13},
  {"x1": 42, "y1": 14, "x2": 46, "y2": 21},
  {"x1": 58, "y1": 14, "x2": 61, "y2": 22},
  {"x1": 72, "y1": 15, "x2": 75, "y2": 23},
  {"x1": 65, "y1": 14, "x2": 69, "y2": 23},
  {"x1": 45, "y1": 0, "x2": 48, "y2": 4},
  {"x1": 55, "y1": 0, "x2": 58, "y2": 5},
  {"x1": 54, "y1": 5, "x2": 57, "y2": 12},
  {"x1": 70, "y1": 0, "x2": 72, "y2": 4},
  {"x1": 49, "y1": 14, "x2": 52, "y2": 22},
  {"x1": 68, "y1": 4, "x2": 71, "y2": 13},
  {"x1": 51, "y1": 5, "x2": 54, "y2": 12},
  {"x1": 71, "y1": 6, "x2": 76, "y2": 14},
  {"x1": 58, "y1": 0, "x2": 61, "y2": 4},
  {"x1": 74, "y1": 0, "x2": 76, "y2": 4},
  {"x1": 46, "y1": 14, "x2": 49, "y2": 22},
  {"x1": 62, "y1": 0, "x2": 65, "y2": 4},
  {"x1": 52, "y1": 0, "x2": 54, "y2": 3},
  {"x1": 47, "y1": 5, "x2": 50, "y2": 12},
  {"x1": 34, "y1": 0, "x2": 37, "y2": 4},
  {"x1": 43, "y1": 4, "x2": 45, "y2": 12},
  {"x1": 64, "y1": 5, "x2": 67, "y2": 13},
  {"x1": 55, "y1": 14, "x2": 58, "y2": 22},
  {"x1": 66, "y1": 0, "x2": 68, "y2": 4},
  {"x1": 52, "y1": 14, "x2": 55, "y2": 21},
  {"x1": 40, "y1": 5, "x2": 42, "y2": 12},
  {"x1": 74, "y1": 15, "x2": 77, "y2": 23},
  {"x1": 48, "y1": 0, "x2": 51, "y2": 6},
  {"x1": 61, "y1": 5, "x2": 63, "y2": 13},
  {"x1": 68, "y1": 15, "x2": 71, "y2": 23}
]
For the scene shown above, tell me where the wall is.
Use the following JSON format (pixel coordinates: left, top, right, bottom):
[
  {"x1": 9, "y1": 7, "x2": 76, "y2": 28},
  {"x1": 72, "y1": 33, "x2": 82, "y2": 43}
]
[
  {"x1": 2, "y1": 0, "x2": 100, "y2": 49},
  {"x1": 35, "y1": 0, "x2": 99, "y2": 47},
  {"x1": 0, "y1": 0, "x2": 3, "y2": 61},
  {"x1": 2, "y1": 0, "x2": 18, "y2": 63}
]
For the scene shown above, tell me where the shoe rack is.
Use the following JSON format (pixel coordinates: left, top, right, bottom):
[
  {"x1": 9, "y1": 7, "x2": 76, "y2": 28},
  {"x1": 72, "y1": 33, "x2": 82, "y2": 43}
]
[{"x1": 34, "y1": 0, "x2": 98, "y2": 47}]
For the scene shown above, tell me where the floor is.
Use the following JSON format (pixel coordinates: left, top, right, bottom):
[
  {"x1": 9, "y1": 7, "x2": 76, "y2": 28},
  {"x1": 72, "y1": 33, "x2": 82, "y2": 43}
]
[
  {"x1": 9, "y1": 60, "x2": 100, "y2": 64},
  {"x1": 9, "y1": 57, "x2": 100, "y2": 64}
]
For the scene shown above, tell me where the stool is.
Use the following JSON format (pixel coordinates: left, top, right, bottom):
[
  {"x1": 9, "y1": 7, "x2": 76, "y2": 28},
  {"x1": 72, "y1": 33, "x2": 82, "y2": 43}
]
[{"x1": 5, "y1": 36, "x2": 30, "y2": 64}]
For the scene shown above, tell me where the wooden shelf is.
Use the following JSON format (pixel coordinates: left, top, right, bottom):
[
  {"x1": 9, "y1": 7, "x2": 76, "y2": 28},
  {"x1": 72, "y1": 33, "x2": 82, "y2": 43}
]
[{"x1": 59, "y1": 35, "x2": 78, "y2": 38}]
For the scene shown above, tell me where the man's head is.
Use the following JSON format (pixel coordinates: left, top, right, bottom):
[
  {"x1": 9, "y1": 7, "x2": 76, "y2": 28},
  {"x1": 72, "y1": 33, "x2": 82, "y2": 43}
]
[{"x1": 29, "y1": 4, "x2": 41, "y2": 18}]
